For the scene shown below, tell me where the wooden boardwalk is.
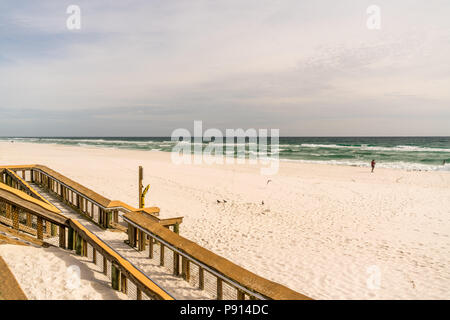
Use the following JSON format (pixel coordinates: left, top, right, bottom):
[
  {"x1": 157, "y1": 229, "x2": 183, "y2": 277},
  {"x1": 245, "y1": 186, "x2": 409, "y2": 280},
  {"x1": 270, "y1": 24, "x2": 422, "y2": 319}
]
[{"x1": 30, "y1": 183, "x2": 212, "y2": 300}]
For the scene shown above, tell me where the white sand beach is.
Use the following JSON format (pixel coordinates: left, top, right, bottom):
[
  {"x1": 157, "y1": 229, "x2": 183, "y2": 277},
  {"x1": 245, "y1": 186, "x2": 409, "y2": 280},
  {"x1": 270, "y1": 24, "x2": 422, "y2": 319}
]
[{"x1": 1, "y1": 141, "x2": 449, "y2": 299}]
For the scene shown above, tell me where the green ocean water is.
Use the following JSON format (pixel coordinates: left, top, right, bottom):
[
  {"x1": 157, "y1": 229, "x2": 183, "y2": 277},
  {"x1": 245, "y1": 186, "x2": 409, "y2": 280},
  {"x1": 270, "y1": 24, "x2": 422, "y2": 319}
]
[{"x1": 2, "y1": 136, "x2": 450, "y2": 171}]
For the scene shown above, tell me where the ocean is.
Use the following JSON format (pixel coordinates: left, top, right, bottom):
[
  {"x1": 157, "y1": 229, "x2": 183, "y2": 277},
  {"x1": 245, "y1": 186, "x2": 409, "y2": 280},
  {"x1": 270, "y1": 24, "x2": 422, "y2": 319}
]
[{"x1": 2, "y1": 136, "x2": 450, "y2": 171}]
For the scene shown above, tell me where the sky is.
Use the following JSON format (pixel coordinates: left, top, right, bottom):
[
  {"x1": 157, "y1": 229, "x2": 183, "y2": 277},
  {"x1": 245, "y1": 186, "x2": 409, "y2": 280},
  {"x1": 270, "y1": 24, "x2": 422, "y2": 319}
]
[{"x1": 0, "y1": 0, "x2": 449, "y2": 136}]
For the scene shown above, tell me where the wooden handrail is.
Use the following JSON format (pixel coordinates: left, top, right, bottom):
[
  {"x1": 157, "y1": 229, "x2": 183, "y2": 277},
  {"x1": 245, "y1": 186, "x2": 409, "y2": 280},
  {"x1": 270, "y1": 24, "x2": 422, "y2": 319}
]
[
  {"x1": 4, "y1": 169, "x2": 56, "y2": 208},
  {"x1": 69, "y1": 219, "x2": 174, "y2": 300},
  {"x1": 0, "y1": 182, "x2": 62, "y2": 215},
  {"x1": 124, "y1": 211, "x2": 312, "y2": 300}
]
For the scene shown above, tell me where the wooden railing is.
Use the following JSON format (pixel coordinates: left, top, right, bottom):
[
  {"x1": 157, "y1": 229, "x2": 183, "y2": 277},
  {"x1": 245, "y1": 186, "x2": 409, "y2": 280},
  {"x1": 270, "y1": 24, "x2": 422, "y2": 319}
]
[
  {"x1": 124, "y1": 211, "x2": 311, "y2": 300},
  {"x1": 6, "y1": 165, "x2": 183, "y2": 232},
  {"x1": 1, "y1": 168, "x2": 55, "y2": 207},
  {"x1": 68, "y1": 219, "x2": 173, "y2": 300}
]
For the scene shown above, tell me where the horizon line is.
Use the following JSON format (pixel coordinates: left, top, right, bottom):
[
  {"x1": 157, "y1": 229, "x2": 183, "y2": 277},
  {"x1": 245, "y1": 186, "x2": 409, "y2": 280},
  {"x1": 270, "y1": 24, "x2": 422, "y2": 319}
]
[{"x1": 2, "y1": 136, "x2": 450, "y2": 138}]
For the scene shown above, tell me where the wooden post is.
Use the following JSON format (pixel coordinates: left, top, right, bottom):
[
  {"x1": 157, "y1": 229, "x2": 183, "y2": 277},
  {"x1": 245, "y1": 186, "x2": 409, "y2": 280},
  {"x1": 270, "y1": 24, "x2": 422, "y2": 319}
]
[
  {"x1": 26, "y1": 213, "x2": 32, "y2": 227},
  {"x1": 127, "y1": 225, "x2": 132, "y2": 246},
  {"x1": 93, "y1": 249, "x2": 97, "y2": 264},
  {"x1": 138, "y1": 230, "x2": 146, "y2": 251},
  {"x1": 72, "y1": 230, "x2": 76, "y2": 249},
  {"x1": 199, "y1": 267, "x2": 204, "y2": 290},
  {"x1": 5, "y1": 204, "x2": 11, "y2": 219},
  {"x1": 82, "y1": 239, "x2": 88, "y2": 257},
  {"x1": 75, "y1": 234, "x2": 82, "y2": 255},
  {"x1": 80, "y1": 197, "x2": 84, "y2": 213},
  {"x1": 149, "y1": 237, "x2": 153, "y2": 259},
  {"x1": 98, "y1": 208, "x2": 103, "y2": 226},
  {"x1": 46, "y1": 221, "x2": 51, "y2": 235},
  {"x1": 76, "y1": 194, "x2": 80, "y2": 209},
  {"x1": 103, "y1": 256, "x2": 107, "y2": 275},
  {"x1": 120, "y1": 273, "x2": 127, "y2": 294},
  {"x1": 173, "y1": 252, "x2": 180, "y2": 276},
  {"x1": 217, "y1": 278, "x2": 223, "y2": 300},
  {"x1": 111, "y1": 265, "x2": 120, "y2": 290},
  {"x1": 160, "y1": 243, "x2": 165, "y2": 266},
  {"x1": 106, "y1": 211, "x2": 111, "y2": 228},
  {"x1": 67, "y1": 227, "x2": 74, "y2": 250},
  {"x1": 137, "y1": 288, "x2": 142, "y2": 300},
  {"x1": 37, "y1": 217, "x2": 43, "y2": 240},
  {"x1": 128, "y1": 226, "x2": 136, "y2": 247},
  {"x1": 139, "y1": 166, "x2": 143, "y2": 208},
  {"x1": 51, "y1": 223, "x2": 57, "y2": 236},
  {"x1": 182, "y1": 257, "x2": 190, "y2": 282},
  {"x1": 174, "y1": 222, "x2": 180, "y2": 234},
  {"x1": 59, "y1": 226, "x2": 66, "y2": 249},
  {"x1": 181, "y1": 256, "x2": 186, "y2": 279},
  {"x1": 237, "y1": 290, "x2": 245, "y2": 300},
  {"x1": 137, "y1": 229, "x2": 142, "y2": 251},
  {"x1": 12, "y1": 206, "x2": 19, "y2": 230},
  {"x1": 114, "y1": 210, "x2": 118, "y2": 223}
]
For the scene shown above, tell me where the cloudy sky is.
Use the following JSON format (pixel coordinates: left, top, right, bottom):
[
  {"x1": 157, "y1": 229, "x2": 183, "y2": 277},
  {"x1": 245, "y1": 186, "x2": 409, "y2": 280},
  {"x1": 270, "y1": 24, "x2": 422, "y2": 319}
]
[{"x1": 1, "y1": 0, "x2": 449, "y2": 136}]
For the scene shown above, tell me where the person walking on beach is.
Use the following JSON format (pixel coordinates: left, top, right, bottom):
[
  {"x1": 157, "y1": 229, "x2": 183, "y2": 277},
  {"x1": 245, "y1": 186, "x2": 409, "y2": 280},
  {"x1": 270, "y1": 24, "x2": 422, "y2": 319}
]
[{"x1": 371, "y1": 159, "x2": 376, "y2": 173}]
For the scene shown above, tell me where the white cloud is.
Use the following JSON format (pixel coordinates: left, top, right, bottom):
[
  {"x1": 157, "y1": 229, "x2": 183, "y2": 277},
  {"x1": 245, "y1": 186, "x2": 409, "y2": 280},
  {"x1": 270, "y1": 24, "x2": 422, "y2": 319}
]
[{"x1": 0, "y1": 0, "x2": 449, "y2": 135}]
